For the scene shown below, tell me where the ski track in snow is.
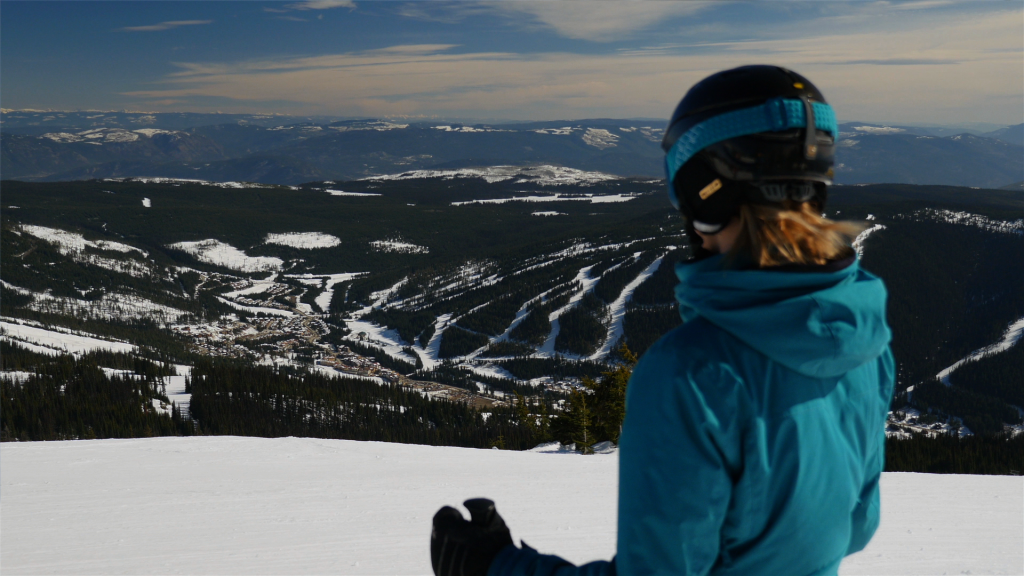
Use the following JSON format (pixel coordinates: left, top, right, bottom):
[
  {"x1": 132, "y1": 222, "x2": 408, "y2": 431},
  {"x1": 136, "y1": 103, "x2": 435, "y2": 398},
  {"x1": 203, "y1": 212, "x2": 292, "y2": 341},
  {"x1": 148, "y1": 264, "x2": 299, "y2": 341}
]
[
  {"x1": 161, "y1": 365, "x2": 192, "y2": 418},
  {"x1": 1, "y1": 437, "x2": 1020, "y2": 575},
  {"x1": 538, "y1": 265, "x2": 599, "y2": 357},
  {"x1": 852, "y1": 224, "x2": 886, "y2": 257},
  {"x1": 286, "y1": 273, "x2": 367, "y2": 313},
  {"x1": 589, "y1": 254, "x2": 666, "y2": 360},
  {"x1": 937, "y1": 316, "x2": 1024, "y2": 385}
]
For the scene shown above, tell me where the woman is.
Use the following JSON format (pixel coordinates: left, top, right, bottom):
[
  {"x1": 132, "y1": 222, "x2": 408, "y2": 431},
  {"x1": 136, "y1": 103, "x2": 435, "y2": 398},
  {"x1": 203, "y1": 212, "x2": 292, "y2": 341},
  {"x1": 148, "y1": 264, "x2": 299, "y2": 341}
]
[{"x1": 431, "y1": 65, "x2": 895, "y2": 576}]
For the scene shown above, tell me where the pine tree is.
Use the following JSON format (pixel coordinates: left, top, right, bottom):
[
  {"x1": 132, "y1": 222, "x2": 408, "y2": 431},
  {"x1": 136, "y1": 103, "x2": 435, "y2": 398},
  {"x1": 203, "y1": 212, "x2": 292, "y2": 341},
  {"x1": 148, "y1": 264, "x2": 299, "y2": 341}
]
[
  {"x1": 584, "y1": 343, "x2": 637, "y2": 445},
  {"x1": 515, "y1": 391, "x2": 536, "y2": 434}
]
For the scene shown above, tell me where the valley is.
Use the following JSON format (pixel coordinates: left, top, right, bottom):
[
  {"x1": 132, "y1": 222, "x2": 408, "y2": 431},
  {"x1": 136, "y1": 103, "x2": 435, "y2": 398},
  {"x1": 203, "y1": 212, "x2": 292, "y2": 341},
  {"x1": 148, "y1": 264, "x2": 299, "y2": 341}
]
[{"x1": 2, "y1": 170, "x2": 1023, "y2": 458}]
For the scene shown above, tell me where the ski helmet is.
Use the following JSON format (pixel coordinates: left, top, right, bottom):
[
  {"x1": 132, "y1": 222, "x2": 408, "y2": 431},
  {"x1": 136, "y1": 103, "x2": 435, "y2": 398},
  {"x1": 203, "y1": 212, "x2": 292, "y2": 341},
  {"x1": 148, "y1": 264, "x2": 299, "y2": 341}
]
[{"x1": 662, "y1": 65, "x2": 839, "y2": 235}]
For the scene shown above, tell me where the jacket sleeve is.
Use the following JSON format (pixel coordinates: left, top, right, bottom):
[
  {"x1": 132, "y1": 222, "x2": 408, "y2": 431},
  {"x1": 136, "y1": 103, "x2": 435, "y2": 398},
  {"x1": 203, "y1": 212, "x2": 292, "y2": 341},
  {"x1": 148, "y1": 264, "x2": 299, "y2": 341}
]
[
  {"x1": 488, "y1": 332, "x2": 738, "y2": 576},
  {"x1": 846, "y1": 430, "x2": 883, "y2": 555},
  {"x1": 488, "y1": 545, "x2": 614, "y2": 576},
  {"x1": 615, "y1": 338, "x2": 739, "y2": 576},
  {"x1": 847, "y1": 348, "x2": 893, "y2": 556}
]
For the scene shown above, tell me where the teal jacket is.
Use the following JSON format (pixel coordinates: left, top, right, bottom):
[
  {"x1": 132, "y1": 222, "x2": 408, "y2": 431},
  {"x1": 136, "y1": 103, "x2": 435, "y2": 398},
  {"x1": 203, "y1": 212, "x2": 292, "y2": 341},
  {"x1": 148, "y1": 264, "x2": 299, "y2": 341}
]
[{"x1": 490, "y1": 254, "x2": 895, "y2": 576}]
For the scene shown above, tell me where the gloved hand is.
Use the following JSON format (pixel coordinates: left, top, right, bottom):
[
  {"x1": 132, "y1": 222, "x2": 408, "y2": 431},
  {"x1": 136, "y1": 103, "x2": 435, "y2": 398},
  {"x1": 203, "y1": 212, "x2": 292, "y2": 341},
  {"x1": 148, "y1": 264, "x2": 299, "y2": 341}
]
[{"x1": 431, "y1": 498, "x2": 515, "y2": 576}]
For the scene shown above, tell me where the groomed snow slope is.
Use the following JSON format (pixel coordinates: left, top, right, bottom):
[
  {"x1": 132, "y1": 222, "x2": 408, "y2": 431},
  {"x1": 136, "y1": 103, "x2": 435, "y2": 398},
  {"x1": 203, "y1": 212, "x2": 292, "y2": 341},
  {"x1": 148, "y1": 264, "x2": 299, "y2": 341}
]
[{"x1": 2, "y1": 437, "x2": 1021, "y2": 575}]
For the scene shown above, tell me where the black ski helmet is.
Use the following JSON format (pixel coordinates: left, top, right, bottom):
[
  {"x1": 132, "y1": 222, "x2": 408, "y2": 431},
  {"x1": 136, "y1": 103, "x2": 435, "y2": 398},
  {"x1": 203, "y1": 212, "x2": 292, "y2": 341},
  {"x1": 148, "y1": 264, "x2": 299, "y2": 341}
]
[{"x1": 663, "y1": 65, "x2": 839, "y2": 235}]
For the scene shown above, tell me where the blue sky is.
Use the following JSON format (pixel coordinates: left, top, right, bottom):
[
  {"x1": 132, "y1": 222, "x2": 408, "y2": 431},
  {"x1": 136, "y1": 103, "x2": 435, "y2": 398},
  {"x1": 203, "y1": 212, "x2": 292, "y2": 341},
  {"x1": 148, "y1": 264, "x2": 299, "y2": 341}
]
[{"x1": 2, "y1": 1, "x2": 1021, "y2": 125}]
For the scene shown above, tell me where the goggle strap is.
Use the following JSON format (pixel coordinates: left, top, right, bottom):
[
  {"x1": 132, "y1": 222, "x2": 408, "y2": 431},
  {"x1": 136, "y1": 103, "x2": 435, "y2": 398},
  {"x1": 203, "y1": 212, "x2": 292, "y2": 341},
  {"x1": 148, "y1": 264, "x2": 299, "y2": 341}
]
[{"x1": 664, "y1": 98, "x2": 838, "y2": 186}]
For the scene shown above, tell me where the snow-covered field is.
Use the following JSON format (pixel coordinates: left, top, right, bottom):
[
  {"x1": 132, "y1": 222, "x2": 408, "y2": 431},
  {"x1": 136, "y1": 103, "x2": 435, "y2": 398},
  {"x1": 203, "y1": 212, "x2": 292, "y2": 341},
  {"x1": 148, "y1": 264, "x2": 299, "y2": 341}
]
[
  {"x1": 451, "y1": 193, "x2": 638, "y2": 206},
  {"x1": 264, "y1": 232, "x2": 341, "y2": 249},
  {"x1": 0, "y1": 320, "x2": 136, "y2": 355},
  {"x1": 324, "y1": 189, "x2": 382, "y2": 197},
  {"x1": 168, "y1": 239, "x2": 284, "y2": 272},
  {"x1": 370, "y1": 239, "x2": 430, "y2": 254},
  {"x1": 21, "y1": 224, "x2": 148, "y2": 257},
  {"x1": 365, "y1": 165, "x2": 620, "y2": 187},
  {"x1": 1, "y1": 437, "x2": 1020, "y2": 575}
]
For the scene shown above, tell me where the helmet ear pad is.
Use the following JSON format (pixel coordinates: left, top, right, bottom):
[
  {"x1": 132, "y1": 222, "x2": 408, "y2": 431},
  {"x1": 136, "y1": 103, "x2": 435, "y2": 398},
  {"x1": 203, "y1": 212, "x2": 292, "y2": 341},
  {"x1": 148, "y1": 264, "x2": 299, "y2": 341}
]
[{"x1": 672, "y1": 155, "x2": 746, "y2": 233}]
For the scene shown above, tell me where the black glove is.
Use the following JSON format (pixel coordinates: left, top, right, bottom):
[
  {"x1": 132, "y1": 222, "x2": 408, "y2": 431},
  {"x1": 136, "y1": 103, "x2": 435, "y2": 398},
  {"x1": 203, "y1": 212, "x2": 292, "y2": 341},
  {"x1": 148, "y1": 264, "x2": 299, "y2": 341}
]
[{"x1": 431, "y1": 498, "x2": 514, "y2": 576}]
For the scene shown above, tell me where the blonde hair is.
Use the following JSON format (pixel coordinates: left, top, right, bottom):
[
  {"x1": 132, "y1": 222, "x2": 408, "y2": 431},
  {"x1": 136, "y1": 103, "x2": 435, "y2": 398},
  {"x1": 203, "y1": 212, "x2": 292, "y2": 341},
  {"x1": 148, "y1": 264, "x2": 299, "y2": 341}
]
[{"x1": 730, "y1": 201, "x2": 865, "y2": 268}]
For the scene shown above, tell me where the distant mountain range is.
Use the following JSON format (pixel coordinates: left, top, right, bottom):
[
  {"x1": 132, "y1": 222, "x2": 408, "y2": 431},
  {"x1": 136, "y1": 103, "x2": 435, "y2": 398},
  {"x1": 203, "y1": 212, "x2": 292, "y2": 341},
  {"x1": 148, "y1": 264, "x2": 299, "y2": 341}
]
[{"x1": 2, "y1": 111, "x2": 1021, "y2": 188}]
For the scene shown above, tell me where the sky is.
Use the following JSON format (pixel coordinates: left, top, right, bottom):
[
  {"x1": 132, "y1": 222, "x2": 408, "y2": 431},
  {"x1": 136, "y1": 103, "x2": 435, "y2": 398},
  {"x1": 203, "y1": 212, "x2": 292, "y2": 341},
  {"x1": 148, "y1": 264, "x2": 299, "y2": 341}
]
[{"x1": 1, "y1": 1, "x2": 1022, "y2": 126}]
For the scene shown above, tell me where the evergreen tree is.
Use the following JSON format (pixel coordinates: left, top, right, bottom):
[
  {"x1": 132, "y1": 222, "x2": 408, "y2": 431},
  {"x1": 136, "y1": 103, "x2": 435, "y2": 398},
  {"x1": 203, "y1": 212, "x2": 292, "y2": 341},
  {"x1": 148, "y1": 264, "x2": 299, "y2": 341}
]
[{"x1": 584, "y1": 343, "x2": 636, "y2": 444}]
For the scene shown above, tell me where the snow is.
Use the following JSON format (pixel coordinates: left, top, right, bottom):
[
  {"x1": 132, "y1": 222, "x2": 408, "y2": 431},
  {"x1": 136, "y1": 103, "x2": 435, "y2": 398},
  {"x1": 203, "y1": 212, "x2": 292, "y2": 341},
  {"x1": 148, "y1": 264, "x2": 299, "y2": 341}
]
[
  {"x1": 581, "y1": 128, "x2": 619, "y2": 149},
  {"x1": 532, "y1": 127, "x2": 575, "y2": 135},
  {"x1": 458, "y1": 362, "x2": 518, "y2": 382},
  {"x1": 22, "y1": 290, "x2": 190, "y2": 323},
  {"x1": 286, "y1": 273, "x2": 367, "y2": 313},
  {"x1": 21, "y1": 224, "x2": 148, "y2": 257},
  {"x1": 132, "y1": 128, "x2": 179, "y2": 137},
  {"x1": 1, "y1": 437, "x2": 1020, "y2": 575},
  {"x1": 852, "y1": 125, "x2": 905, "y2": 134},
  {"x1": 852, "y1": 224, "x2": 886, "y2": 257},
  {"x1": 141, "y1": 197, "x2": 151, "y2": 208},
  {"x1": 221, "y1": 274, "x2": 280, "y2": 299},
  {"x1": 370, "y1": 239, "x2": 430, "y2": 254},
  {"x1": 937, "y1": 316, "x2": 1024, "y2": 385},
  {"x1": 265, "y1": 232, "x2": 341, "y2": 249},
  {"x1": 0, "y1": 320, "x2": 135, "y2": 355},
  {"x1": 163, "y1": 364, "x2": 192, "y2": 418},
  {"x1": 104, "y1": 177, "x2": 285, "y2": 190},
  {"x1": 345, "y1": 318, "x2": 418, "y2": 363},
  {"x1": 327, "y1": 121, "x2": 408, "y2": 132},
  {"x1": 904, "y1": 208, "x2": 1024, "y2": 235},
  {"x1": 432, "y1": 125, "x2": 506, "y2": 133},
  {"x1": 324, "y1": 189, "x2": 382, "y2": 197},
  {"x1": 589, "y1": 254, "x2": 665, "y2": 360},
  {"x1": 216, "y1": 296, "x2": 295, "y2": 317},
  {"x1": 539, "y1": 265, "x2": 601, "y2": 357},
  {"x1": 40, "y1": 128, "x2": 142, "y2": 144},
  {"x1": 365, "y1": 165, "x2": 620, "y2": 187},
  {"x1": 532, "y1": 211, "x2": 566, "y2": 216},
  {"x1": 19, "y1": 237, "x2": 155, "y2": 277},
  {"x1": 0, "y1": 370, "x2": 35, "y2": 383},
  {"x1": 169, "y1": 239, "x2": 284, "y2": 272},
  {"x1": 452, "y1": 193, "x2": 637, "y2": 206}
]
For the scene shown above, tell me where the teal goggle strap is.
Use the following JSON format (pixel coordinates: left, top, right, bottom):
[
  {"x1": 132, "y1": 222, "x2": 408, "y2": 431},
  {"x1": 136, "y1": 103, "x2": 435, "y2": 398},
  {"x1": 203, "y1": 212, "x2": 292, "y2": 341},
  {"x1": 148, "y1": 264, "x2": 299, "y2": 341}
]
[{"x1": 664, "y1": 97, "x2": 838, "y2": 187}]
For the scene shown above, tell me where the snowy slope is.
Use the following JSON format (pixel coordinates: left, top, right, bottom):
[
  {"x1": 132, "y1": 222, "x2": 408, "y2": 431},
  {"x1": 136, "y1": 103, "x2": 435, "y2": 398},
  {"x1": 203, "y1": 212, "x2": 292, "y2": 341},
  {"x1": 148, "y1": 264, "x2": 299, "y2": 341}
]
[{"x1": 2, "y1": 437, "x2": 1021, "y2": 575}]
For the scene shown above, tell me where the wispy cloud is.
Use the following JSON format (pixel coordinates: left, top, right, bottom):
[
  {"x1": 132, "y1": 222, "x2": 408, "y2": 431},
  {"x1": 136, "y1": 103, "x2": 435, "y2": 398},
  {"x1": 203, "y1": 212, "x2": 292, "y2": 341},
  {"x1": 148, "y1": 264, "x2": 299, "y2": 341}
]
[
  {"x1": 122, "y1": 20, "x2": 212, "y2": 32},
  {"x1": 121, "y1": 7, "x2": 1021, "y2": 124},
  {"x1": 493, "y1": 1, "x2": 711, "y2": 42},
  {"x1": 285, "y1": 0, "x2": 355, "y2": 10},
  {"x1": 833, "y1": 58, "x2": 959, "y2": 66},
  {"x1": 397, "y1": 1, "x2": 711, "y2": 42}
]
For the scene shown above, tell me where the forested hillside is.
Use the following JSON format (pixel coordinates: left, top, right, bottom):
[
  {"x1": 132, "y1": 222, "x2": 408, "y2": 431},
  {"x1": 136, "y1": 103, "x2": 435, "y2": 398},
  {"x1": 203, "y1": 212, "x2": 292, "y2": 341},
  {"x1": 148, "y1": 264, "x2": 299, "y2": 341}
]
[{"x1": 2, "y1": 174, "x2": 1022, "y2": 469}]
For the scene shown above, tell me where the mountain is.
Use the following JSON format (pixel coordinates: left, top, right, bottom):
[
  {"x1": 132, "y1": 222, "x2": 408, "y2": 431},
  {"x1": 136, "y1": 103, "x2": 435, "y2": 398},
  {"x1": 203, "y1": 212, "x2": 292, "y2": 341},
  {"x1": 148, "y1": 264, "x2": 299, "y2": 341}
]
[
  {"x1": 1, "y1": 129, "x2": 225, "y2": 180},
  {"x1": 833, "y1": 132, "x2": 1023, "y2": 188},
  {"x1": 0, "y1": 109, "x2": 342, "y2": 133},
  {"x1": 2, "y1": 174, "x2": 1022, "y2": 441},
  {"x1": 983, "y1": 123, "x2": 1024, "y2": 146},
  {"x1": 4, "y1": 111, "x2": 1022, "y2": 187}
]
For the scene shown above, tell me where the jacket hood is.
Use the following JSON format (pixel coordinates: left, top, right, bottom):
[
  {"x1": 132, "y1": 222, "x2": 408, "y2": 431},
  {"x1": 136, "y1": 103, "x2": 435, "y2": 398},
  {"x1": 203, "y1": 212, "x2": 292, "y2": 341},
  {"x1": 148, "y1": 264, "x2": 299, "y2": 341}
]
[{"x1": 675, "y1": 255, "x2": 891, "y2": 378}]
